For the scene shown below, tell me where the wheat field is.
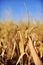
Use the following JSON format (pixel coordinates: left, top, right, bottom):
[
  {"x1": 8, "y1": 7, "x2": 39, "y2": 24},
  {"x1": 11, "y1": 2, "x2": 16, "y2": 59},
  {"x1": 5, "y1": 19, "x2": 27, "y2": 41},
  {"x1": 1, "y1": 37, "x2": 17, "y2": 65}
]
[{"x1": 0, "y1": 20, "x2": 43, "y2": 65}]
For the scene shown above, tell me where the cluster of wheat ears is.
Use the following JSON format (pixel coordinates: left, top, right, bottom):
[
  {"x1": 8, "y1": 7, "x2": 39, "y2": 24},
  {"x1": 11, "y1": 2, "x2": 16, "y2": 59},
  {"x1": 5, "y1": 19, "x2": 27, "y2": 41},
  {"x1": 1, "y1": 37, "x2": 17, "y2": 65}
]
[{"x1": 0, "y1": 21, "x2": 43, "y2": 65}]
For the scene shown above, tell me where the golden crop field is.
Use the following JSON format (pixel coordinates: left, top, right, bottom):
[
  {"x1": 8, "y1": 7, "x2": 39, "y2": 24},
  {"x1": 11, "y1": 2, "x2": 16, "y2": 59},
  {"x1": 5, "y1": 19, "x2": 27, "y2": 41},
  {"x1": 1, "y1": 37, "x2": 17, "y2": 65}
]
[{"x1": 0, "y1": 20, "x2": 43, "y2": 65}]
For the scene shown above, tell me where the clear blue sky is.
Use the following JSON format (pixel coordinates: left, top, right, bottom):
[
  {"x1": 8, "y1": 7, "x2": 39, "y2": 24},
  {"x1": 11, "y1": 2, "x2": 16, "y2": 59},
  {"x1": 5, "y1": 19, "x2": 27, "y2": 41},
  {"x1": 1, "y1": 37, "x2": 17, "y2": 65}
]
[{"x1": 0, "y1": 0, "x2": 43, "y2": 23}]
